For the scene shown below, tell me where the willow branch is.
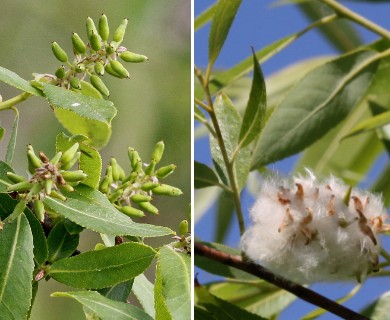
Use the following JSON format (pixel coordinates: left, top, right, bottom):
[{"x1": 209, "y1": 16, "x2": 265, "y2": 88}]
[{"x1": 195, "y1": 242, "x2": 369, "y2": 320}]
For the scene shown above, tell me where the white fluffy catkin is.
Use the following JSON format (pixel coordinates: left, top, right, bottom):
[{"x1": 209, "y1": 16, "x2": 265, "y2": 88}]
[{"x1": 240, "y1": 172, "x2": 389, "y2": 284}]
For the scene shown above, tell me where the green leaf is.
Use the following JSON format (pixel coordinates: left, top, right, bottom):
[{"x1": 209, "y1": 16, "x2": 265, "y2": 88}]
[
  {"x1": 133, "y1": 274, "x2": 155, "y2": 318},
  {"x1": 214, "y1": 191, "x2": 234, "y2": 243},
  {"x1": 0, "y1": 193, "x2": 48, "y2": 266},
  {"x1": 195, "y1": 306, "x2": 217, "y2": 320},
  {"x1": 195, "y1": 3, "x2": 216, "y2": 31},
  {"x1": 210, "y1": 93, "x2": 250, "y2": 191},
  {"x1": 0, "y1": 126, "x2": 5, "y2": 141},
  {"x1": 5, "y1": 108, "x2": 19, "y2": 166},
  {"x1": 194, "y1": 161, "x2": 221, "y2": 189},
  {"x1": 56, "y1": 132, "x2": 102, "y2": 189},
  {"x1": 207, "y1": 281, "x2": 295, "y2": 318},
  {"x1": 208, "y1": 0, "x2": 242, "y2": 66},
  {"x1": 196, "y1": 286, "x2": 267, "y2": 320},
  {"x1": 49, "y1": 242, "x2": 156, "y2": 289},
  {"x1": 42, "y1": 83, "x2": 117, "y2": 149},
  {"x1": 0, "y1": 66, "x2": 42, "y2": 96},
  {"x1": 252, "y1": 50, "x2": 379, "y2": 168},
  {"x1": 52, "y1": 290, "x2": 153, "y2": 320},
  {"x1": 47, "y1": 221, "x2": 80, "y2": 263},
  {"x1": 195, "y1": 242, "x2": 256, "y2": 280},
  {"x1": 197, "y1": 34, "x2": 301, "y2": 99},
  {"x1": 77, "y1": 80, "x2": 103, "y2": 99},
  {"x1": 361, "y1": 291, "x2": 390, "y2": 319},
  {"x1": 154, "y1": 246, "x2": 191, "y2": 320},
  {"x1": 239, "y1": 50, "x2": 267, "y2": 148},
  {"x1": 0, "y1": 214, "x2": 34, "y2": 320},
  {"x1": 43, "y1": 184, "x2": 173, "y2": 237},
  {"x1": 0, "y1": 161, "x2": 14, "y2": 193},
  {"x1": 99, "y1": 280, "x2": 133, "y2": 302},
  {"x1": 295, "y1": 102, "x2": 383, "y2": 185}
]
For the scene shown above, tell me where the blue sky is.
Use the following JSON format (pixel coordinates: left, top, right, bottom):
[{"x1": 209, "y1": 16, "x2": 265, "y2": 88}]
[{"x1": 195, "y1": 1, "x2": 390, "y2": 319}]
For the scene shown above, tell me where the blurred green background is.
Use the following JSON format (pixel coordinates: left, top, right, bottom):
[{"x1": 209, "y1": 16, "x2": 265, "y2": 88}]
[{"x1": 0, "y1": 1, "x2": 190, "y2": 319}]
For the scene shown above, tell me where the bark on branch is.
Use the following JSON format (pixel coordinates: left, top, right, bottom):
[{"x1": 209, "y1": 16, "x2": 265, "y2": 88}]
[{"x1": 194, "y1": 242, "x2": 369, "y2": 320}]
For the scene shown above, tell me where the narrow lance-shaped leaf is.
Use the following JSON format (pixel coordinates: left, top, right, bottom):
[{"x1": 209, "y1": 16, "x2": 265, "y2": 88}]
[
  {"x1": 0, "y1": 214, "x2": 34, "y2": 320},
  {"x1": 5, "y1": 108, "x2": 19, "y2": 165},
  {"x1": 154, "y1": 246, "x2": 191, "y2": 320},
  {"x1": 361, "y1": 290, "x2": 390, "y2": 319},
  {"x1": 52, "y1": 290, "x2": 153, "y2": 320},
  {"x1": 47, "y1": 221, "x2": 80, "y2": 263},
  {"x1": 208, "y1": 0, "x2": 242, "y2": 66},
  {"x1": 214, "y1": 190, "x2": 234, "y2": 243},
  {"x1": 0, "y1": 160, "x2": 14, "y2": 193},
  {"x1": 194, "y1": 161, "x2": 221, "y2": 189},
  {"x1": 195, "y1": 3, "x2": 217, "y2": 31},
  {"x1": 196, "y1": 286, "x2": 267, "y2": 320},
  {"x1": 252, "y1": 49, "x2": 379, "y2": 169},
  {"x1": 43, "y1": 184, "x2": 173, "y2": 237},
  {"x1": 49, "y1": 242, "x2": 156, "y2": 289},
  {"x1": 210, "y1": 93, "x2": 250, "y2": 191},
  {"x1": 239, "y1": 49, "x2": 267, "y2": 148}
]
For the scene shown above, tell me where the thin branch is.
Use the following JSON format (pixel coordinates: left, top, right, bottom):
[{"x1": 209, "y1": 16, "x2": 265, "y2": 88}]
[
  {"x1": 0, "y1": 92, "x2": 32, "y2": 112},
  {"x1": 320, "y1": 0, "x2": 390, "y2": 40},
  {"x1": 195, "y1": 242, "x2": 369, "y2": 320}
]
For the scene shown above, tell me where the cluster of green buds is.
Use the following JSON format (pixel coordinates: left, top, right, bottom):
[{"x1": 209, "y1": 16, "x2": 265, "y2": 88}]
[
  {"x1": 99, "y1": 141, "x2": 182, "y2": 218},
  {"x1": 5, "y1": 143, "x2": 86, "y2": 222},
  {"x1": 171, "y1": 219, "x2": 191, "y2": 254},
  {"x1": 34, "y1": 14, "x2": 148, "y2": 97}
]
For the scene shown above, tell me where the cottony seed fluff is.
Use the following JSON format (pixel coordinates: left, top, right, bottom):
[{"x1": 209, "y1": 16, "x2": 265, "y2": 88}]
[{"x1": 240, "y1": 172, "x2": 389, "y2": 284}]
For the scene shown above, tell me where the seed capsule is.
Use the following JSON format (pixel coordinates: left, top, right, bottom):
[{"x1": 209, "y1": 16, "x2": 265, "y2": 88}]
[
  {"x1": 99, "y1": 176, "x2": 111, "y2": 194},
  {"x1": 6, "y1": 200, "x2": 27, "y2": 223},
  {"x1": 51, "y1": 41, "x2": 68, "y2": 63},
  {"x1": 6, "y1": 172, "x2": 26, "y2": 184},
  {"x1": 120, "y1": 206, "x2": 145, "y2": 218},
  {"x1": 110, "y1": 158, "x2": 125, "y2": 181},
  {"x1": 151, "y1": 141, "x2": 164, "y2": 164},
  {"x1": 86, "y1": 17, "x2": 98, "y2": 41},
  {"x1": 109, "y1": 60, "x2": 129, "y2": 78},
  {"x1": 144, "y1": 160, "x2": 156, "y2": 176},
  {"x1": 70, "y1": 77, "x2": 81, "y2": 90},
  {"x1": 108, "y1": 189, "x2": 123, "y2": 203},
  {"x1": 138, "y1": 201, "x2": 159, "y2": 215},
  {"x1": 152, "y1": 184, "x2": 183, "y2": 196},
  {"x1": 120, "y1": 51, "x2": 148, "y2": 63},
  {"x1": 75, "y1": 63, "x2": 86, "y2": 73},
  {"x1": 130, "y1": 194, "x2": 152, "y2": 203},
  {"x1": 55, "y1": 66, "x2": 66, "y2": 79},
  {"x1": 141, "y1": 182, "x2": 160, "y2": 191},
  {"x1": 44, "y1": 179, "x2": 53, "y2": 195},
  {"x1": 49, "y1": 190, "x2": 67, "y2": 201},
  {"x1": 94, "y1": 61, "x2": 105, "y2": 76},
  {"x1": 106, "y1": 43, "x2": 116, "y2": 55},
  {"x1": 94, "y1": 243, "x2": 106, "y2": 251},
  {"x1": 113, "y1": 18, "x2": 128, "y2": 43},
  {"x1": 156, "y1": 164, "x2": 176, "y2": 179},
  {"x1": 7, "y1": 181, "x2": 33, "y2": 192},
  {"x1": 60, "y1": 143, "x2": 79, "y2": 166},
  {"x1": 90, "y1": 31, "x2": 102, "y2": 51},
  {"x1": 50, "y1": 152, "x2": 63, "y2": 165},
  {"x1": 179, "y1": 220, "x2": 189, "y2": 235},
  {"x1": 60, "y1": 184, "x2": 74, "y2": 192},
  {"x1": 61, "y1": 151, "x2": 81, "y2": 171},
  {"x1": 27, "y1": 146, "x2": 43, "y2": 172},
  {"x1": 104, "y1": 63, "x2": 122, "y2": 78},
  {"x1": 27, "y1": 182, "x2": 44, "y2": 201},
  {"x1": 71, "y1": 32, "x2": 86, "y2": 54},
  {"x1": 90, "y1": 75, "x2": 109, "y2": 97},
  {"x1": 98, "y1": 14, "x2": 109, "y2": 41},
  {"x1": 33, "y1": 200, "x2": 45, "y2": 222},
  {"x1": 61, "y1": 170, "x2": 87, "y2": 182}
]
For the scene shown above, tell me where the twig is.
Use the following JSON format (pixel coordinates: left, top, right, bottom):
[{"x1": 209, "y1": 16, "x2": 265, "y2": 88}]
[{"x1": 195, "y1": 242, "x2": 369, "y2": 320}]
